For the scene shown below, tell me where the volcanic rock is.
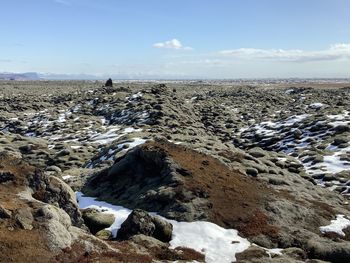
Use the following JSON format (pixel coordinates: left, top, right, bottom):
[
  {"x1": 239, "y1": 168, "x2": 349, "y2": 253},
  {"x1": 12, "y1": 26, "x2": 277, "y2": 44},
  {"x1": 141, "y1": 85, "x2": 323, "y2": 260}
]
[
  {"x1": 81, "y1": 208, "x2": 115, "y2": 234},
  {"x1": 117, "y1": 209, "x2": 173, "y2": 242},
  {"x1": 104, "y1": 78, "x2": 113, "y2": 87}
]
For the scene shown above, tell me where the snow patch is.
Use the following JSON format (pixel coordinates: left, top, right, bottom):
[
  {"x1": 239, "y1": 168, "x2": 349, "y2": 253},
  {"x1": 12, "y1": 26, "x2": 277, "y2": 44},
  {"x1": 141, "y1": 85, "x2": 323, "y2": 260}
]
[
  {"x1": 76, "y1": 192, "x2": 251, "y2": 263},
  {"x1": 169, "y1": 220, "x2": 250, "y2": 263},
  {"x1": 62, "y1": 175, "x2": 72, "y2": 180},
  {"x1": 320, "y1": 215, "x2": 350, "y2": 236},
  {"x1": 308, "y1": 103, "x2": 326, "y2": 109}
]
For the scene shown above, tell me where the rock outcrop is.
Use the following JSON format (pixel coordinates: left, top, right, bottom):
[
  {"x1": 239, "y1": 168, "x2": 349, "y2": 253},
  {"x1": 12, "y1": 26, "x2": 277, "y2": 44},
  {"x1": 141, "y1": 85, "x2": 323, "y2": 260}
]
[
  {"x1": 0, "y1": 148, "x2": 204, "y2": 262},
  {"x1": 117, "y1": 209, "x2": 173, "y2": 242},
  {"x1": 81, "y1": 208, "x2": 115, "y2": 234},
  {"x1": 84, "y1": 140, "x2": 350, "y2": 262},
  {"x1": 104, "y1": 78, "x2": 113, "y2": 87}
]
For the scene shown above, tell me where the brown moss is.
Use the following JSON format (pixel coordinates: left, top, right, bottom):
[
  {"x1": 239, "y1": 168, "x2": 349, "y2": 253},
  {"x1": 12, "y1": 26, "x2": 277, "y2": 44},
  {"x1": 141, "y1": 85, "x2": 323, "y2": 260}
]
[
  {"x1": 141, "y1": 141, "x2": 277, "y2": 237},
  {"x1": 238, "y1": 211, "x2": 279, "y2": 239},
  {"x1": 308, "y1": 200, "x2": 334, "y2": 220},
  {"x1": 148, "y1": 246, "x2": 205, "y2": 261},
  {"x1": 55, "y1": 240, "x2": 154, "y2": 263}
]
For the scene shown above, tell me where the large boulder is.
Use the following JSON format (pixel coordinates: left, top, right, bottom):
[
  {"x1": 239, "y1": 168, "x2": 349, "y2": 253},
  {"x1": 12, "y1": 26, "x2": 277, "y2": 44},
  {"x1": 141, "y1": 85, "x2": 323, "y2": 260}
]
[
  {"x1": 83, "y1": 141, "x2": 211, "y2": 222},
  {"x1": 117, "y1": 209, "x2": 173, "y2": 242},
  {"x1": 28, "y1": 171, "x2": 84, "y2": 227},
  {"x1": 81, "y1": 208, "x2": 115, "y2": 234}
]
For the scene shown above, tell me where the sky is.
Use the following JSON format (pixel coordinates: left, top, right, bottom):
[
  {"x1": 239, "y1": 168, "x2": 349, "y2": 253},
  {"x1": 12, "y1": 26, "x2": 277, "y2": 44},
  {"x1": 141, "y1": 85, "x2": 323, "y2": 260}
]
[{"x1": 1, "y1": 0, "x2": 350, "y2": 79}]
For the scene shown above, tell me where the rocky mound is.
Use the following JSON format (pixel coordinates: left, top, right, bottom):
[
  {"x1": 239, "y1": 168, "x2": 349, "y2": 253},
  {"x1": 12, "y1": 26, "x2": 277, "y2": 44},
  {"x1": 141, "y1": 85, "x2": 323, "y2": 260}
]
[
  {"x1": 84, "y1": 140, "x2": 350, "y2": 262},
  {"x1": 0, "y1": 150, "x2": 205, "y2": 262}
]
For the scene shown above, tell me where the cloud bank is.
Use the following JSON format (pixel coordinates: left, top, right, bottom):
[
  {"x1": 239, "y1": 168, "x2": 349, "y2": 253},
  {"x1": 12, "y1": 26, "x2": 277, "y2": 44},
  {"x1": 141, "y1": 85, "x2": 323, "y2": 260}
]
[
  {"x1": 219, "y1": 44, "x2": 350, "y2": 62},
  {"x1": 153, "y1": 39, "x2": 192, "y2": 50}
]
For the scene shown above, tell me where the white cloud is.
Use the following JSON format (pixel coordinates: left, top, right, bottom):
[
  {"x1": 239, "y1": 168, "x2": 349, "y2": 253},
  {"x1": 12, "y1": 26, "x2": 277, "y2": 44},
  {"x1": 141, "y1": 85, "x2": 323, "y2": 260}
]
[
  {"x1": 219, "y1": 43, "x2": 350, "y2": 62},
  {"x1": 153, "y1": 39, "x2": 192, "y2": 50}
]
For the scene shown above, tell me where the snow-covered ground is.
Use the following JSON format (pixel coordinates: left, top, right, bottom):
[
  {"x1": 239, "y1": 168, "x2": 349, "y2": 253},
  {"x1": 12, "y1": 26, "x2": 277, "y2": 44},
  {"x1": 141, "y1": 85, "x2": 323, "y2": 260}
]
[
  {"x1": 240, "y1": 110, "x2": 350, "y2": 194},
  {"x1": 320, "y1": 215, "x2": 350, "y2": 236},
  {"x1": 76, "y1": 192, "x2": 251, "y2": 263}
]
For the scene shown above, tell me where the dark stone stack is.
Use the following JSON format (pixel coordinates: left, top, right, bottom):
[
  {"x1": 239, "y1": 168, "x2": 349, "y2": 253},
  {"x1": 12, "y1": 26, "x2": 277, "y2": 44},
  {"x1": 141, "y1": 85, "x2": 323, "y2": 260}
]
[{"x1": 105, "y1": 78, "x2": 113, "y2": 87}]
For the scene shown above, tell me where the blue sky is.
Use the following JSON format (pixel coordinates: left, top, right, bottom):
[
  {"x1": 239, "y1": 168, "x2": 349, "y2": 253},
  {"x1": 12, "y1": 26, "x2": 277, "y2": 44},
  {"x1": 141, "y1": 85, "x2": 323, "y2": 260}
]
[{"x1": 1, "y1": 0, "x2": 350, "y2": 78}]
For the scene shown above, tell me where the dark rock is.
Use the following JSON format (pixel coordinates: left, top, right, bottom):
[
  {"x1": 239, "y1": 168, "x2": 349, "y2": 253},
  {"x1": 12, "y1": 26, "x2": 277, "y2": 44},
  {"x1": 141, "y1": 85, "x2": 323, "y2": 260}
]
[
  {"x1": 323, "y1": 174, "x2": 336, "y2": 181},
  {"x1": 117, "y1": 209, "x2": 173, "y2": 242},
  {"x1": 104, "y1": 78, "x2": 113, "y2": 87},
  {"x1": 333, "y1": 136, "x2": 349, "y2": 146},
  {"x1": 151, "y1": 84, "x2": 167, "y2": 94},
  {"x1": 246, "y1": 167, "x2": 258, "y2": 177},
  {"x1": 0, "y1": 205, "x2": 12, "y2": 218},
  {"x1": 0, "y1": 171, "x2": 15, "y2": 183},
  {"x1": 334, "y1": 125, "x2": 350, "y2": 134},
  {"x1": 306, "y1": 237, "x2": 350, "y2": 263},
  {"x1": 117, "y1": 209, "x2": 155, "y2": 240},
  {"x1": 83, "y1": 143, "x2": 208, "y2": 221}
]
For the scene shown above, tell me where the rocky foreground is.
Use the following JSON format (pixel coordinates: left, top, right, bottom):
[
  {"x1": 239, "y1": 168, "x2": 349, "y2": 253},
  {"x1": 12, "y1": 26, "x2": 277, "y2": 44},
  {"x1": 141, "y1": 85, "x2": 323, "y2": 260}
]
[{"x1": 0, "y1": 80, "x2": 350, "y2": 262}]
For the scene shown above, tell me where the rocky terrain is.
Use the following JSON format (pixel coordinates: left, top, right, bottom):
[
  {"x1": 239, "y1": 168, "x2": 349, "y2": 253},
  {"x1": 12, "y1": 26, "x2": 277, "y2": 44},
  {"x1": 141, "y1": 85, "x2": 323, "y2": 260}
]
[{"x1": 0, "y1": 80, "x2": 350, "y2": 262}]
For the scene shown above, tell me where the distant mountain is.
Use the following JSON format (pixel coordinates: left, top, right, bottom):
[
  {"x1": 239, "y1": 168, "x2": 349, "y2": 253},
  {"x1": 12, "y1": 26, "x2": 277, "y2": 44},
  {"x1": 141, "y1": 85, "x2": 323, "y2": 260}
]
[
  {"x1": 38, "y1": 73, "x2": 104, "y2": 80},
  {"x1": 0, "y1": 72, "x2": 39, "y2": 80},
  {"x1": 0, "y1": 72, "x2": 193, "y2": 80}
]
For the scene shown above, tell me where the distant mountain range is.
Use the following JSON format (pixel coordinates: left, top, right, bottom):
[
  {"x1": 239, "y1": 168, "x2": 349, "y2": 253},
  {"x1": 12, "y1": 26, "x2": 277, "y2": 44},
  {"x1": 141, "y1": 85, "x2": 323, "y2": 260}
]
[
  {"x1": 0, "y1": 72, "x2": 102, "y2": 80},
  {"x1": 0, "y1": 72, "x2": 40, "y2": 80},
  {"x1": 0, "y1": 72, "x2": 188, "y2": 80}
]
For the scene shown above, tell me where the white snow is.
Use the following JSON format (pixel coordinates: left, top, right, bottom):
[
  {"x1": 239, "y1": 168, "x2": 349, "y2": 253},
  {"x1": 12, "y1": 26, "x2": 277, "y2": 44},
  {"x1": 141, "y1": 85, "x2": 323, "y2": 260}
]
[
  {"x1": 277, "y1": 157, "x2": 288, "y2": 162},
  {"x1": 327, "y1": 111, "x2": 349, "y2": 120},
  {"x1": 169, "y1": 220, "x2": 250, "y2": 263},
  {"x1": 57, "y1": 113, "x2": 67, "y2": 123},
  {"x1": 100, "y1": 117, "x2": 106, "y2": 125},
  {"x1": 88, "y1": 129, "x2": 122, "y2": 145},
  {"x1": 76, "y1": 192, "x2": 251, "y2": 263},
  {"x1": 252, "y1": 244, "x2": 283, "y2": 258},
  {"x1": 248, "y1": 114, "x2": 309, "y2": 137},
  {"x1": 62, "y1": 175, "x2": 72, "y2": 180},
  {"x1": 320, "y1": 155, "x2": 350, "y2": 174},
  {"x1": 308, "y1": 103, "x2": 326, "y2": 109},
  {"x1": 130, "y1": 92, "x2": 142, "y2": 99},
  {"x1": 76, "y1": 192, "x2": 131, "y2": 237},
  {"x1": 304, "y1": 145, "x2": 350, "y2": 176},
  {"x1": 123, "y1": 127, "x2": 142, "y2": 133},
  {"x1": 320, "y1": 215, "x2": 350, "y2": 236},
  {"x1": 327, "y1": 111, "x2": 350, "y2": 127},
  {"x1": 126, "y1": 138, "x2": 147, "y2": 148},
  {"x1": 88, "y1": 125, "x2": 141, "y2": 145},
  {"x1": 70, "y1": 145, "x2": 82, "y2": 149},
  {"x1": 265, "y1": 248, "x2": 283, "y2": 258},
  {"x1": 284, "y1": 114, "x2": 309, "y2": 126}
]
